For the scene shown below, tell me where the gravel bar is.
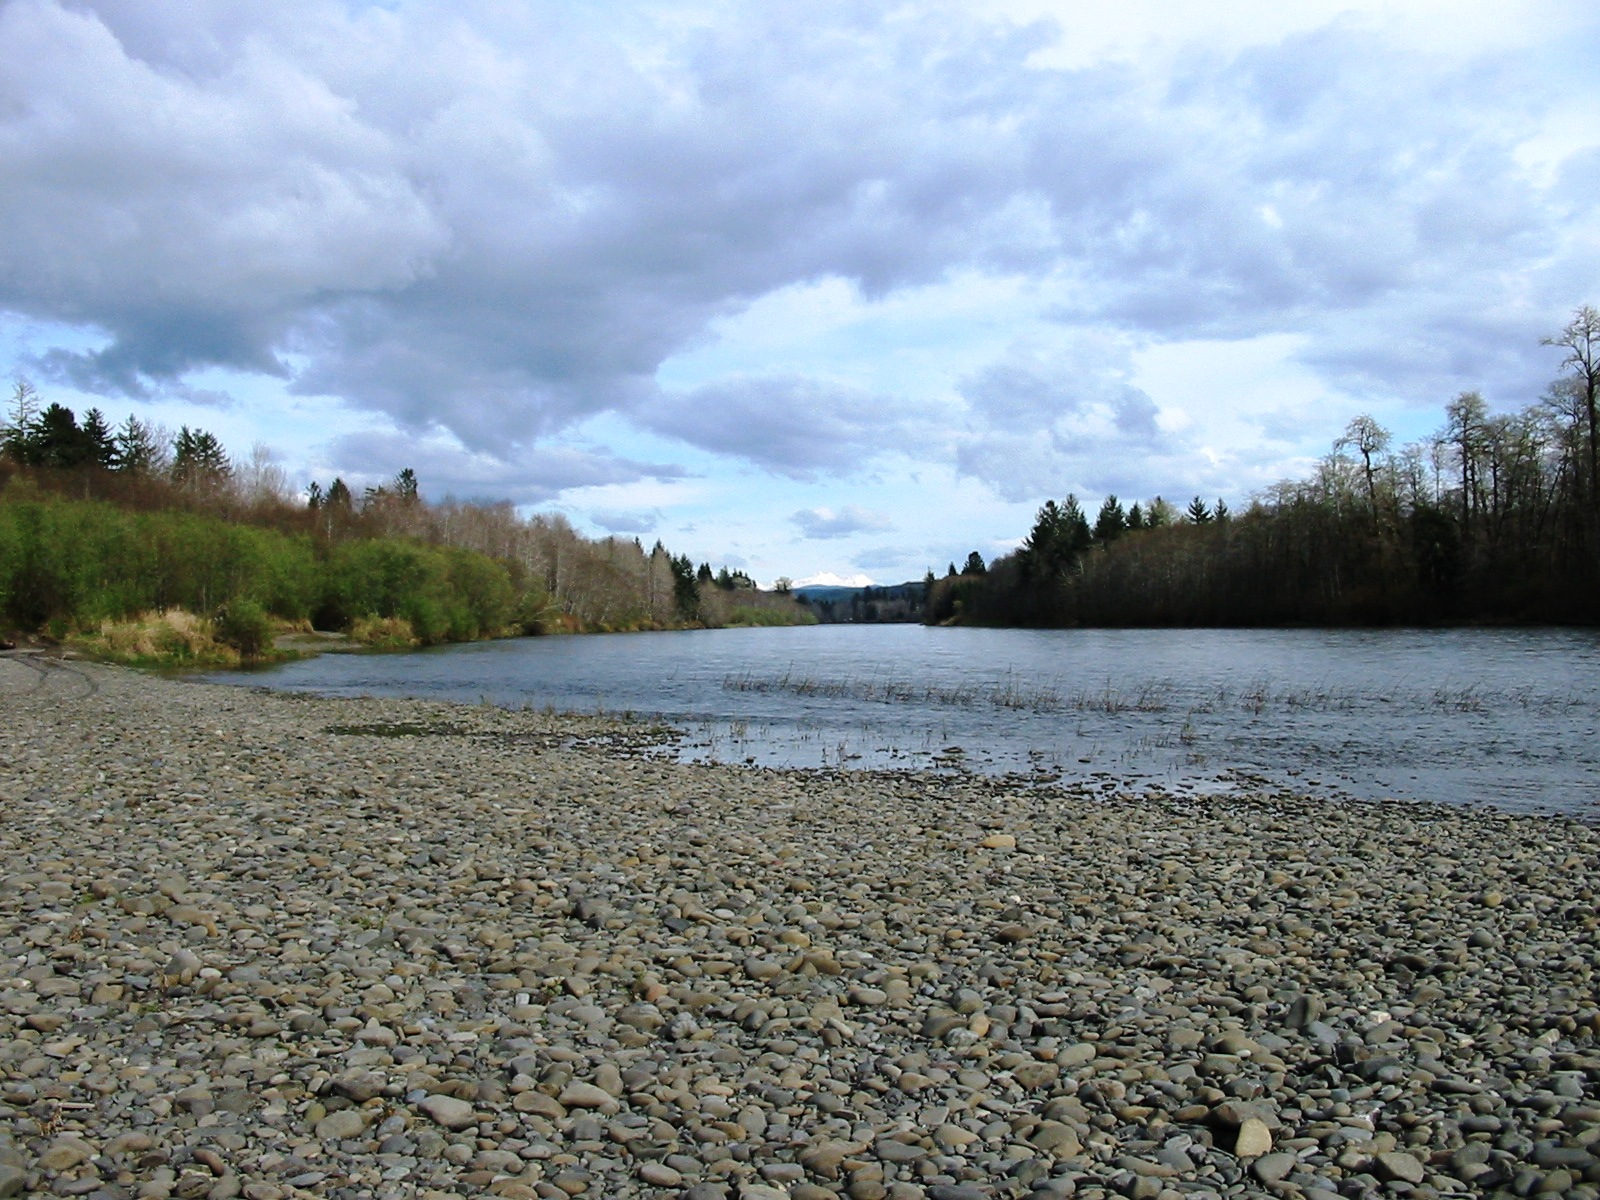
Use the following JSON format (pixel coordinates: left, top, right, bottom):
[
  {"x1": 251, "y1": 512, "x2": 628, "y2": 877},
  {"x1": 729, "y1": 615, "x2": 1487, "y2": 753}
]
[{"x1": 2, "y1": 656, "x2": 1597, "y2": 1200}]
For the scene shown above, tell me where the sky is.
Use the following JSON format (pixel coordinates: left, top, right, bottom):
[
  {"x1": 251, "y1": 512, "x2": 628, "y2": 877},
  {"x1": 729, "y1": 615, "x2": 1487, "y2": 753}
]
[{"x1": 2, "y1": 0, "x2": 1598, "y2": 587}]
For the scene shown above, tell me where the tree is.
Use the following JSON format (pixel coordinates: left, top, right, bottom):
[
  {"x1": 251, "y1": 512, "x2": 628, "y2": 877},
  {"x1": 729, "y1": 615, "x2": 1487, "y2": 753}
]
[
  {"x1": 172, "y1": 426, "x2": 230, "y2": 490},
  {"x1": 670, "y1": 554, "x2": 700, "y2": 619},
  {"x1": 1093, "y1": 495, "x2": 1126, "y2": 543},
  {"x1": 326, "y1": 478, "x2": 353, "y2": 508},
  {"x1": 34, "y1": 404, "x2": 95, "y2": 468},
  {"x1": 1126, "y1": 503, "x2": 1145, "y2": 531},
  {"x1": 1020, "y1": 496, "x2": 1092, "y2": 580},
  {"x1": 395, "y1": 467, "x2": 420, "y2": 504},
  {"x1": 1445, "y1": 392, "x2": 1488, "y2": 529},
  {"x1": 1336, "y1": 415, "x2": 1392, "y2": 521},
  {"x1": 1185, "y1": 496, "x2": 1213, "y2": 524},
  {"x1": 2, "y1": 380, "x2": 41, "y2": 463},
  {"x1": 962, "y1": 551, "x2": 987, "y2": 575},
  {"x1": 1543, "y1": 305, "x2": 1600, "y2": 511},
  {"x1": 113, "y1": 415, "x2": 162, "y2": 474},
  {"x1": 81, "y1": 409, "x2": 116, "y2": 469}
]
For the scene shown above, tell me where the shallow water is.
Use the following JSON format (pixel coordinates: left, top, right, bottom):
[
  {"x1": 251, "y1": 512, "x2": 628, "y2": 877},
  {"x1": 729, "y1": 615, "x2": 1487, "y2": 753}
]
[{"x1": 201, "y1": 624, "x2": 1600, "y2": 819}]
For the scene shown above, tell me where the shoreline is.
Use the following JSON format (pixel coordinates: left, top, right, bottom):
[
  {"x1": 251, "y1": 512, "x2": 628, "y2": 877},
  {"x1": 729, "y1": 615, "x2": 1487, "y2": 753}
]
[{"x1": 2, "y1": 660, "x2": 1597, "y2": 1199}]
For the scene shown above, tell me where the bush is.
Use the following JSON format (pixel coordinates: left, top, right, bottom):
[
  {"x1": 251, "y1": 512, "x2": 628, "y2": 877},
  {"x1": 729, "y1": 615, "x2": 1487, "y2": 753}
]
[
  {"x1": 86, "y1": 609, "x2": 232, "y2": 666},
  {"x1": 215, "y1": 598, "x2": 274, "y2": 660},
  {"x1": 350, "y1": 615, "x2": 416, "y2": 648}
]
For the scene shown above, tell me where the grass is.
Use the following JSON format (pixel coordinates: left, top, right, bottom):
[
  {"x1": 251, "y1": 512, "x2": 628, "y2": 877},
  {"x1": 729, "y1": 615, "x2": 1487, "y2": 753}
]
[
  {"x1": 72, "y1": 609, "x2": 249, "y2": 668},
  {"x1": 349, "y1": 615, "x2": 418, "y2": 649},
  {"x1": 721, "y1": 669, "x2": 1588, "y2": 719}
]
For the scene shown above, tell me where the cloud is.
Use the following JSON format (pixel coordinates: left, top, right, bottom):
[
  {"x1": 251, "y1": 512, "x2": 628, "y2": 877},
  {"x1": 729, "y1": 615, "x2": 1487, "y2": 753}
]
[
  {"x1": 955, "y1": 335, "x2": 1171, "y2": 500},
  {"x1": 851, "y1": 545, "x2": 919, "y2": 575},
  {"x1": 645, "y1": 375, "x2": 928, "y2": 477},
  {"x1": 590, "y1": 509, "x2": 660, "y2": 536},
  {"x1": 792, "y1": 505, "x2": 895, "y2": 539},
  {"x1": 795, "y1": 571, "x2": 875, "y2": 588},
  {"x1": 0, "y1": 0, "x2": 1595, "y2": 515},
  {"x1": 323, "y1": 429, "x2": 686, "y2": 507}
]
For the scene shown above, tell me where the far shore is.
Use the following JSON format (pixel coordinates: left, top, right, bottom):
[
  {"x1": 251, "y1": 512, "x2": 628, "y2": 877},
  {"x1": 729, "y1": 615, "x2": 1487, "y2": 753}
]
[{"x1": 2, "y1": 658, "x2": 1597, "y2": 1200}]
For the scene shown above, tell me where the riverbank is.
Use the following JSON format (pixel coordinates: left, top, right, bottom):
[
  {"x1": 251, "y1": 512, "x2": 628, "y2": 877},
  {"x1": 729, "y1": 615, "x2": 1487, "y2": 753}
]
[{"x1": 2, "y1": 660, "x2": 1597, "y2": 1200}]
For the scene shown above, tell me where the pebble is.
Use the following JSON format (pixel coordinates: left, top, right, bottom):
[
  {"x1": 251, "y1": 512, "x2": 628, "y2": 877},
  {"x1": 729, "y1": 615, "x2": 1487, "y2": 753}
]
[{"x1": 1, "y1": 658, "x2": 1598, "y2": 1200}]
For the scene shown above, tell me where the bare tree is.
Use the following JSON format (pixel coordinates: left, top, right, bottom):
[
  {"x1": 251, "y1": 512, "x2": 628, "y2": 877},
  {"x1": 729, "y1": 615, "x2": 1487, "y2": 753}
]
[
  {"x1": 1543, "y1": 305, "x2": 1600, "y2": 511},
  {"x1": 1335, "y1": 414, "x2": 1392, "y2": 521}
]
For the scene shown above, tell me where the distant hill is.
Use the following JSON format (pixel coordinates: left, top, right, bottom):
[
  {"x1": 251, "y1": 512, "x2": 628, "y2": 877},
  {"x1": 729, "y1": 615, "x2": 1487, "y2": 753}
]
[{"x1": 793, "y1": 581, "x2": 927, "y2": 623}]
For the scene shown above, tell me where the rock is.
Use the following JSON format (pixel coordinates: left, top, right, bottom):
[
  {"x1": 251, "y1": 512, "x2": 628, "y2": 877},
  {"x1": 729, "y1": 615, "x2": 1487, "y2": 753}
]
[
  {"x1": 981, "y1": 833, "x2": 1016, "y2": 849},
  {"x1": 638, "y1": 1162, "x2": 682, "y2": 1186},
  {"x1": 315, "y1": 1110, "x2": 367, "y2": 1140},
  {"x1": 7, "y1": 661, "x2": 1600, "y2": 1200},
  {"x1": 418, "y1": 1094, "x2": 478, "y2": 1130},
  {"x1": 558, "y1": 1081, "x2": 615, "y2": 1110},
  {"x1": 1232, "y1": 1119, "x2": 1274, "y2": 1158},
  {"x1": 36, "y1": 1136, "x2": 95, "y2": 1171},
  {"x1": 1374, "y1": 1151, "x2": 1426, "y2": 1184},
  {"x1": 1252, "y1": 1152, "x2": 1297, "y2": 1184},
  {"x1": 1030, "y1": 1122, "x2": 1083, "y2": 1157},
  {"x1": 332, "y1": 1071, "x2": 387, "y2": 1102}
]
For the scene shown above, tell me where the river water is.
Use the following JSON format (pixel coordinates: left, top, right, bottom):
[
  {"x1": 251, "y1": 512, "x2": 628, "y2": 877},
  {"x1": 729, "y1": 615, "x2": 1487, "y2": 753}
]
[{"x1": 201, "y1": 624, "x2": 1599, "y2": 819}]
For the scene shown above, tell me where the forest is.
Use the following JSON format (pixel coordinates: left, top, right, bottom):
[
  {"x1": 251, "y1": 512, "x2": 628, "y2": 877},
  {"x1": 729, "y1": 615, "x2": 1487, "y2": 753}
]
[
  {"x1": 0, "y1": 387, "x2": 810, "y2": 662},
  {"x1": 929, "y1": 306, "x2": 1600, "y2": 627}
]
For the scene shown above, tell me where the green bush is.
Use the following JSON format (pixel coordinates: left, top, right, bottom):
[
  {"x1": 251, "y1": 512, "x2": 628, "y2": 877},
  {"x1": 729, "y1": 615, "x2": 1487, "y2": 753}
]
[{"x1": 214, "y1": 598, "x2": 275, "y2": 660}]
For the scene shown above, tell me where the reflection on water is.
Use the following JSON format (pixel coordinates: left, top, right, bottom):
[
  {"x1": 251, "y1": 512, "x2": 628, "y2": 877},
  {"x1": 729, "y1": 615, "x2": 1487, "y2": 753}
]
[{"x1": 200, "y1": 624, "x2": 1600, "y2": 819}]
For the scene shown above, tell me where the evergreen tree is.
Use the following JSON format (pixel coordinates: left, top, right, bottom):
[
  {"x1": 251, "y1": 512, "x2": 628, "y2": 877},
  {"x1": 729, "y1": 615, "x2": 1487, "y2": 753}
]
[
  {"x1": 34, "y1": 403, "x2": 95, "y2": 468},
  {"x1": 1020, "y1": 496, "x2": 1092, "y2": 579},
  {"x1": 81, "y1": 408, "x2": 116, "y2": 468},
  {"x1": 1, "y1": 380, "x2": 41, "y2": 463},
  {"x1": 1093, "y1": 494, "x2": 1127, "y2": 542},
  {"x1": 395, "y1": 467, "x2": 420, "y2": 503},
  {"x1": 172, "y1": 426, "x2": 230, "y2": 489},
  {"x1": 1186, "y1": 496, "x2": 1214, "y2": 524},
  {"x1": 669, "y1": 553, "x2": 699, "y2": 619},
  {"x1": 1126, "y1": 502, "x2": 1145, "y2": 531},
  {"x1": 113, "y1": 415, "x2": 161, "y2": 474},
  {"x1": 962, "y1": 551, "x2": 987, "y2": 575}
]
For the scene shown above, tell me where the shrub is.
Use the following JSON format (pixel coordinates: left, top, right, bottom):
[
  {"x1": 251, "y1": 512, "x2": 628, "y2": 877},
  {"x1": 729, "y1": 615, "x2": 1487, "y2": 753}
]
[
  {"x1": 87, "y1": 609, "x2": 233, "y2": 666},
  {"x1": 349, "y1": 615, "x2": 416, "y2": 648},
  {"x1": 214, "y1": 598, "x2": 275, "y2": 660}
]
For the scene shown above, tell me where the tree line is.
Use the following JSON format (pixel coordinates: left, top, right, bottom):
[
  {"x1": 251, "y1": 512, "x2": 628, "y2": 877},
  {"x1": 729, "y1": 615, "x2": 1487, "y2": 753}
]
[
  {"x1": 930, "y1": 306, "x2": 1600, "y2": 627},
  {"x1": 0, "y1": 387, "x2": 810, "y2": 650}
]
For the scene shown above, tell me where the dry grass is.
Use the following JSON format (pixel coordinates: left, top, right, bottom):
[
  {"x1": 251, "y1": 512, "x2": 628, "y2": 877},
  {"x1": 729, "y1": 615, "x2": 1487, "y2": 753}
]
[
  {"x1": 83, "y1": 609, "x2": 241, "y2": 667},
  {"x1": 349, "y1": 615, "x2": 417, "y2": 648}
]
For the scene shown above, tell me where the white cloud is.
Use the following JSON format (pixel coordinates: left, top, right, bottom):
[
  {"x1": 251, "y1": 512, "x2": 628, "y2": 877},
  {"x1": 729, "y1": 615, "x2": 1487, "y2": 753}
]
[
  {"x1": 792, "y1": 505, "x2": 896, "y2": 539},
  {"x1": 1, "y1": 0, "x2": 1597, "y2": 577}
]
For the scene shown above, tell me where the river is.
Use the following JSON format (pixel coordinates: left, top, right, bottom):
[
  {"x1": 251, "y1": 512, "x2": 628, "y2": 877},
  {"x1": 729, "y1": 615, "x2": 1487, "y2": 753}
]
[{"x1": 201, "y1": 624, "x2": 1600, "y2": 819}]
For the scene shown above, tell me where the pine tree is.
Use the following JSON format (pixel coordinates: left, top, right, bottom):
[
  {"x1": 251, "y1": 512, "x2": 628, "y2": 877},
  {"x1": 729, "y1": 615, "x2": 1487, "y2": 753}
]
[
  {"x1": 1093, "y1": 494, "x2": 1127, "y2": 543},
  {"x1": 113, "y1": 415, "x2": 160, "y2": 474},
  {"x1": 2, "y1": 380, "x2": 42, "y2": 463},
  {"x1": 81, "y1": 408, "x2": 116, "y2": 468},
  {"x1": 172, "y1": 426, "x2": 230, "y2": 489}
]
